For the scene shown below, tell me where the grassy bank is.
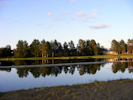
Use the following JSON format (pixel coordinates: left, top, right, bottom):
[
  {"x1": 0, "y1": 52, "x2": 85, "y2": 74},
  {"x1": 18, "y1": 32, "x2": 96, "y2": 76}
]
[
  {"x1": 0, "y1": 55, "x2": 133, "y2": 61},
  {"x1": 0, "y1": 79, "x2": 133, "y2": 100}
]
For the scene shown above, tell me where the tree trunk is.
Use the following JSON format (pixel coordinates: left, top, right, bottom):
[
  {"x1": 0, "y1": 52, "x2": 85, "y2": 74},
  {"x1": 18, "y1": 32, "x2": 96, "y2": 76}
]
[
  {"x1": 42, "y1": 51, "x2": 43, "y2": 57},
  {"x1": 47, "y1": 54, "x2": 48, "y2": 63},
  {"x1": 52, "y1": 59, "x2": 54, "y2": 64},
  {"x1": 52, "y1": 52, "x2": 54, "y2": 57}
]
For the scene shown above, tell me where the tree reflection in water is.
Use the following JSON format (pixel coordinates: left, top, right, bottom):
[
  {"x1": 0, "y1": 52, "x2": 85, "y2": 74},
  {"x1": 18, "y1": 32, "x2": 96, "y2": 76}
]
[
  {"x1": 77, "y1": 64, "x2": 101, "y2": 75},
  {"x1": 14, "y1": 64, "x2": 102, "y2": 78},
  {"x1": 112, "y1": 62, "x2": 133, "y2": 73},
  {"x1": 17, "y1": 68, "x2": 29, "y2": 78},
  {"x1": 0, "y1": 61, "x2": 13, "y2": 72},
  {"x1": 6, "y1": 62, "x2": 133, "y2": 78},
  {"x1": 0, "y1": 68, "x2": 11, "y2": 72},
  {"x1": 1, "y1": 60, "x2": 133, "y2": 78},
  {"x1": 128, "y1": 62, "x2": 133, "y2": 73}
]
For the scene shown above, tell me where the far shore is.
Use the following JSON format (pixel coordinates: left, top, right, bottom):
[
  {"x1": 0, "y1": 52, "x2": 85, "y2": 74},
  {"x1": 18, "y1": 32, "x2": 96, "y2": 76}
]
[
  {"x1": 0, "y1": 54, "x2": 133, "y2": 61},
  {"x1": 0, "y1": 60, "x2": 133, "y2": 69}
]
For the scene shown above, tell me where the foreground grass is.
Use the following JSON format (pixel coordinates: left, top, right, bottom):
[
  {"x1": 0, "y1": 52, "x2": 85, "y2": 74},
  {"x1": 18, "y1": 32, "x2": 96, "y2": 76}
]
[
  {"x1": 0, "y1": 79, "x2": 133, "y2": 100},
  {"x1": 0, "y1": 55, "x2": 133, "y2": 61}
]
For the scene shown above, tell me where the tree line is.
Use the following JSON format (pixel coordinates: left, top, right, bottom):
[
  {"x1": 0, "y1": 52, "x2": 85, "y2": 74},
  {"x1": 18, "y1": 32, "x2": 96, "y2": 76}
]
[
  {"x1": 0, "y1": 39, "x2": 106, "y2": 58},
  {"x1": 14, "y1": 39, "x2": 105, "y2": 58},
  {"x1": 1, "y1": 39, "x2": 133, "y2": 58},
  {"x1": 111, "y1": 39, "x2": 133, "y2": 54},
  {"x1": 0, "y1": 45, "x2": 13, "y2": 57}
]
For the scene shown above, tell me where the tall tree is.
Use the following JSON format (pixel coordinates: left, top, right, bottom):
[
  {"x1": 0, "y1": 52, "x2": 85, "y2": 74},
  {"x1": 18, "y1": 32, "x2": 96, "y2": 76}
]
[
  {"x1": 69, "y1": 40, "x2": 75, "y2": 50},
  {"x1": 50, "y1": 40, "x2": 59, "y2": 57},
  {"x1": 30, "y1": 39, "x2": 40, "y2": 57},
  {"x1": 90, "y1": 39, "x2": 97, "y2": 55},
  {"x1": 117, "y1": 42, "x2": 121, "y2": 54},
  {"x1": 120, "y1": 39, "x2": 126, "y2": 54},
  {"x1": 94, "y1": 43, "x2": 101, "y2": 55},
  {"x1": 78, "y1": 39, "x2": 86, "y2": 56},
  {"x1": 111, "y1": 39, "x2": 118, "y2": 52},
  {"x1": 0, "y1": 45, "x2": 12, "y2": 57},
  {"x1": 15, "y1": 40, "x2": 28, "y2": 57},
  {"x1": 39, "y1": 39, "x2": 47, "y2": 57},
  {"x1": 86, "y1": 40, "x2": 92, "y2": 56},
  {"x1": 5, "y1": 45, "x2": 12, "y2": 56},
  {"x1": 127, "y1": 39, "x2": 132, "y2": 54},
  {"x1": 57, "y1": 43, "x2": 63, "y2": 57},
  {"x1": 90, "y1": 39, "x2": 96, "y2": 48},
  {"x1": 131, "y1": 39, "x2": 133, "y2": 54},
  {"x1": 23, "y1": 41, "x2": 29, "y2": 57},
  {"x1": 63, "y1": 42, "x2": 69, "y2": 56},
  {"x1": 68, "y1": 40, "x2": 76, "y2": 56},
  {"x1": 97, "y1": 43, "x2": 101, "y2": 55},
  {"x1": 93, "y1": 46, "x2": 98, "y2": 55},
  {"x1": 45, "y1": 41, "x2": 52, "y2": 57}
]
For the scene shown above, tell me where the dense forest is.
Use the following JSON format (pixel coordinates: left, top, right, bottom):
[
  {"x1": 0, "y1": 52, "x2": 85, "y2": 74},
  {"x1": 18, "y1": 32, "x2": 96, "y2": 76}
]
[
  {"x1": 0, "y1": 39, "x2": 133, "y2": 58},
  {"x1": 0, "y1": 39, "x2": 106, "y2": 58}
]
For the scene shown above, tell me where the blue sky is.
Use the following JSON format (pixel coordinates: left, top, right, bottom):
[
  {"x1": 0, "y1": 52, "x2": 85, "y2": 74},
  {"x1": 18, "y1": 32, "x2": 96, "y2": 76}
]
[{"x1": 0, "y1": 0, "x2": 133, "y2": 49}]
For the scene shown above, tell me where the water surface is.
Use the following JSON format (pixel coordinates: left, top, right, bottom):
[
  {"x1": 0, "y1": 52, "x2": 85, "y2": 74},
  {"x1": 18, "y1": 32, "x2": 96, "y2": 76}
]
[{"x1": 0, "y1": 61, "x2": 133, "y2": 92}]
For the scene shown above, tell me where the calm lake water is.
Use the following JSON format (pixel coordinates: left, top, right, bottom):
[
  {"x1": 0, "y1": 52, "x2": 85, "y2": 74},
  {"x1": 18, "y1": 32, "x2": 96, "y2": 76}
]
[{"x1": 0, "y1": 60, "x2": 133, "y2": 92}]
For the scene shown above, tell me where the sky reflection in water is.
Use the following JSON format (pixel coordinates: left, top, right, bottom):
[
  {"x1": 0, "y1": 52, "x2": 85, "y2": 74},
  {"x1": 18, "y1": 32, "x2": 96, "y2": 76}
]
[{"x1": 0, "y1": 62, "x2": 133, "y2": 92}]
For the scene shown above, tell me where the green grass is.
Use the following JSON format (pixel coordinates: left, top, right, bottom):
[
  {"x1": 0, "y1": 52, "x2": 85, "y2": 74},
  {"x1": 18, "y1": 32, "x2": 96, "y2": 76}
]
[{"x1": 0, "y1": 55, "x2": 133, "y2": 61}]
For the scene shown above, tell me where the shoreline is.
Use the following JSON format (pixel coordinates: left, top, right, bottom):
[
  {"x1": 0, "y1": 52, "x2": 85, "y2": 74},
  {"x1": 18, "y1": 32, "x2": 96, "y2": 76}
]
[
  {"x1": 0, "y1": 55, "x2": 133, "y2": 61},
  {"x1": 0, "y1": 61, "x2": 108, "y2": 68},
  {"x1": 1, "y1": 79, "x2": 133, "y2": 100},
  {"x1": 0, "y1": 60, "x2": 133, "y2": 68}
]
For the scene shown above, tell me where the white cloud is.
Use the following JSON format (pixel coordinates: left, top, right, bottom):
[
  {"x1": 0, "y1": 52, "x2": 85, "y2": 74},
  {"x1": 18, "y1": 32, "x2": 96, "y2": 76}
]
[
  {"x1": 0, "y1": 1, "x2": 8, "y2": 6},
  {"x1": 37, "y1": 23, "x2": 43, "y2": 26},
  {"x1": 77, "y1": 12, "x2": 85, "y2": 17},
  {"x1": 47, "y1": 12, "x2": 55, "y2": 16},
  {"x1": 89, "y1": 23, "x2": 111, "y2": 29}
]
